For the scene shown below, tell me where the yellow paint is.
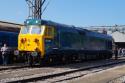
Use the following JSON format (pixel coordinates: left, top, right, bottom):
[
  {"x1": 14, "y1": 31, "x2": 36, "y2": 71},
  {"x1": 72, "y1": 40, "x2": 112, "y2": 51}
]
[{"x1": 18, "y1": 25, "x2": 54, "y2": 58}]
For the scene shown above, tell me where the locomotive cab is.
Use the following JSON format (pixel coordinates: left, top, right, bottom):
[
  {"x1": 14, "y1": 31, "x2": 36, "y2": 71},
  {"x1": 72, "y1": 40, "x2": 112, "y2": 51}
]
[{"x1": 18, "y1": 19, "x2": 54, "y2": 65}]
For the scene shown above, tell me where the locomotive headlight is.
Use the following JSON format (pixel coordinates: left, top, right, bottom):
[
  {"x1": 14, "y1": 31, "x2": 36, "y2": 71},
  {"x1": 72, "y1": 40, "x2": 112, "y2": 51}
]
[
  {"x1": 31, "y1": 52, "x2": 38, "y2": 57},
  {"x1": 14, "y1": 50, "x2": 19, "y2": 56}
]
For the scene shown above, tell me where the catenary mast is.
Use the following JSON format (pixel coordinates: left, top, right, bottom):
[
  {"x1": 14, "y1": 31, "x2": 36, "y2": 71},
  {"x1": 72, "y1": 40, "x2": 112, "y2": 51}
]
[{"x1": 25, "y1": 0, "x2": 46, "y2": 19}]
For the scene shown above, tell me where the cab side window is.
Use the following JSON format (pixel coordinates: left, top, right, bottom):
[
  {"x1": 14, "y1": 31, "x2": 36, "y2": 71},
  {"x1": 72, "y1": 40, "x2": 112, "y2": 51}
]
[{"x1": 45, "y1": 26, "x2": 54, "y2": 38}]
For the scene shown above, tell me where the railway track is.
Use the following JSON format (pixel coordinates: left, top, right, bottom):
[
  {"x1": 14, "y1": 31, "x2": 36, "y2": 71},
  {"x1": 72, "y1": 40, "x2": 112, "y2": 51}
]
[
  {"x1": 0, "y1": 57, "x2": 124, "y2": 83},
  {"x1": 0, "y1": 63, "x2": 29, "y2": 71}
]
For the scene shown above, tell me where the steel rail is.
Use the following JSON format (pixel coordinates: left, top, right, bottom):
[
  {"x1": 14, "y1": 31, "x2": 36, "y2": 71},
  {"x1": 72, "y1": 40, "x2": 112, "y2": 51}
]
[{"x1": 7, "y1": 59, "x2": 125, "y2": 83}]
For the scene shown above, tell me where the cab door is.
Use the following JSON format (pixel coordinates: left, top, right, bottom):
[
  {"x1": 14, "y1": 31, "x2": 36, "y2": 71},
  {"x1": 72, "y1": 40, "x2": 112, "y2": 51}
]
[{"x1": 44, "y1": 26, "x2": 55, "y2": 54}]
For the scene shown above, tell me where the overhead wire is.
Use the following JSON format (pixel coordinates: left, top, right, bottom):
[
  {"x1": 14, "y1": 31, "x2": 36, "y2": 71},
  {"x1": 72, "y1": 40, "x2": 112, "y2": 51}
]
[{"x1": 42, "y1": 0, "x2": 52, "y2": 15}]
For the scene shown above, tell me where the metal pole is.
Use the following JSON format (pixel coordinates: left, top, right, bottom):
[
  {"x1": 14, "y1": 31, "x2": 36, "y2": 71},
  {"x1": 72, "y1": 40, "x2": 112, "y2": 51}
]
[
  {"x1": 34, "y1": 0, "x2": 42, "y2": 19},
  {"x1": 26, "y1": 0, "x2": 44, "y2": 19}
]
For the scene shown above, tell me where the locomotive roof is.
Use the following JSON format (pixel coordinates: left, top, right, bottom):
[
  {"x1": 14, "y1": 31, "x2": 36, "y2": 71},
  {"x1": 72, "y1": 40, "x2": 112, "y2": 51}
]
[{"x1": 41, "y1": 20, "x2": 75, "y2": 28}]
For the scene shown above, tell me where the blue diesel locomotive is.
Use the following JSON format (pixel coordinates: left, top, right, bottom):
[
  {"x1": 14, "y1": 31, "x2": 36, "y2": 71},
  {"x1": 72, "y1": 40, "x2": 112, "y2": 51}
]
[{"x1": 18, "y1": 19, "x2": 114, "y2": 65}]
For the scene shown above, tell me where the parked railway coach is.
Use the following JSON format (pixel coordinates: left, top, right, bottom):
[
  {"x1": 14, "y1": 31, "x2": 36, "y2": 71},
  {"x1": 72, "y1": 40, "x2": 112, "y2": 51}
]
[
  {"x1": 18, "y1": 19, "x2": 114, "y2": 66},
  {"x1": 0, "y1": 31, "x2": 18, "y2": 64}
]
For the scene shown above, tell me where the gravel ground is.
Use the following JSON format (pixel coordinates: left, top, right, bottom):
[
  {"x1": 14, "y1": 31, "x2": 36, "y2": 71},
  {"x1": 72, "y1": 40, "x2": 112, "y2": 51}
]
[
  {"x1": 68, "y1": 63, "x2": 125, "y2": 83},
  {"x1": 109, "y1": 75, "x2": 125, "y2": 83},
  {"x1": 35, "y1": 63, "x2": 125, "y2": 83},
  {"x1": 0, "y1": 57, "x2": 125, "y2": 83},
  {"x1": 0, "y1": 67, "x2": 56, "y2": 82}
]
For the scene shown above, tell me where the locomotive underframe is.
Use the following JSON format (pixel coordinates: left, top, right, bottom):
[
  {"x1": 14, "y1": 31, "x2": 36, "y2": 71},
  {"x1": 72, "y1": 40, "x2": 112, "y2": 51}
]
[{"x1": 19, "y1": 49, "x2": 113, "y2": 66}]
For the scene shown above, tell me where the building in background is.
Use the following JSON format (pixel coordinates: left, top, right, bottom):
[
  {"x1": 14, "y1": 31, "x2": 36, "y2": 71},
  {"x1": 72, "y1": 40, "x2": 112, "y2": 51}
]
[{"x1": 88, "y1": 25, "x2": 125, "y2": 48}]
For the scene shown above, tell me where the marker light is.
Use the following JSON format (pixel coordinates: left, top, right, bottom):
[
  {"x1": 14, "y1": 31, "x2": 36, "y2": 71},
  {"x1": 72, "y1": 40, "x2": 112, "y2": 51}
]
[
  {"x1": 36, "y1": 20, "x2": 38, "y2": 23},
  {"x1": 27, "y1": 21, "x2": 29, "y2": 24}
]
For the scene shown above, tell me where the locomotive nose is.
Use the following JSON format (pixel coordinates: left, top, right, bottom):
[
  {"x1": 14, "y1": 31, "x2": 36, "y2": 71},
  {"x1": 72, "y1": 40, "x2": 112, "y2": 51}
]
[{"x1": 18, "y1": 35, "x2": 43, "y2": 52}]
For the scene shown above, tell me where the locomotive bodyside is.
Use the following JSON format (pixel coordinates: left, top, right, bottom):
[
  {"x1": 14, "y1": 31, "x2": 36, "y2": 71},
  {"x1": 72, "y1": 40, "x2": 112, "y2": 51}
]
[{"x1": 42, "y1": 20, "x2": 113, "y2": 60}]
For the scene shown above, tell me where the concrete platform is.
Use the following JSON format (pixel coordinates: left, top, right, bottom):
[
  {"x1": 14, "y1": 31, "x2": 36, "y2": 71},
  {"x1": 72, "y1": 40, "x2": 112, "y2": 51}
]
[{"x1": 69, "y1": 60, "x2": 125, "y2": 83}]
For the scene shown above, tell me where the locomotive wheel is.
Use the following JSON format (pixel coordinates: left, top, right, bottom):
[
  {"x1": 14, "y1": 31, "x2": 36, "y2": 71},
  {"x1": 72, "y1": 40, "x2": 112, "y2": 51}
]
[
  {"x1": 49, "y1": 58, "x2": 53, "y2": 63},
  {"x1": 62, "y1": 56, "x2": 67, "y2": 64},
  {"x1": 62, "y1": 57, "x2": 65, "y2": 62},
  {"x1": 28, "y1": 55, "x2": 33, "y2": 66},
  {"x1": 45, "y1": 56, "x2": 54, "y2": 65},
  {"x1": 39, "y1": 59, "x2": 47, "y2": 66}
]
